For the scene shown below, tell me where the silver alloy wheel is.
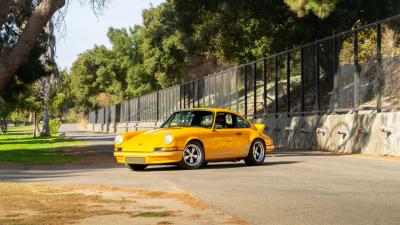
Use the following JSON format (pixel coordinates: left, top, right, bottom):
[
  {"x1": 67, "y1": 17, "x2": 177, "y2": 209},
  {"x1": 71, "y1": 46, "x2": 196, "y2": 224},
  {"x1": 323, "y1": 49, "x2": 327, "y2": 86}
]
[
  {"x1": 253, "y1": 141, "x2": 265, "y2": 161},
  {"x1": 183, "y1": 144, "x2": 202, "y2": 166}
]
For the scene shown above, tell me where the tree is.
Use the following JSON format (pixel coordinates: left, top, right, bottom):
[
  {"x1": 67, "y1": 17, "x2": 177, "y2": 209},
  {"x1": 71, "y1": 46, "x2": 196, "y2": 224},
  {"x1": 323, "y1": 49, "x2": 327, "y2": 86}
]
[
  {"x1": 108, "y1": 26, "x2": 158, "y2": 97},
  {"x1": 0, "y1": 0, "x2": 110, "y2": 92},
  {"x1": 0, "y1": 0, "x2": 65, "y2": 92},
  {"x1": 0, "y1": 100, "x2": 12, "y2": 133},
  {"x1": 51, "y1": 70, "x2": 75, "y2": 122},
  {"x1": 69, "y1": 26, "x2": 159, "y2": 114},
  {"x1": 140, "y1": 3, "x2": 188, "y2": 87}
]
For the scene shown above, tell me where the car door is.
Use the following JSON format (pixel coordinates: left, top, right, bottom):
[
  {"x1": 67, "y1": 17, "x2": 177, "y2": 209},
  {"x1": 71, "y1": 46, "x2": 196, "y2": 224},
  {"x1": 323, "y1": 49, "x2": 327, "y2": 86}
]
[
  {"x1": 232, "y1": 115, "x2": 252, "y2": 157},
  {"x1": 209, "y1": 113, "x2": 248, "y2": 159}
]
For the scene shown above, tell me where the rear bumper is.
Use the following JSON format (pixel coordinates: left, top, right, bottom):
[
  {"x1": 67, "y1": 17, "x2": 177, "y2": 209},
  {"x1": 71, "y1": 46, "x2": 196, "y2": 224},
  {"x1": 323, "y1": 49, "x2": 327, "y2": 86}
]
[
  {"x1": 266, "y1": 144, "x2": 274, "y2": 152},
  {"x1": 114, "y1": 151, "x2": 182, "y2": 165}
]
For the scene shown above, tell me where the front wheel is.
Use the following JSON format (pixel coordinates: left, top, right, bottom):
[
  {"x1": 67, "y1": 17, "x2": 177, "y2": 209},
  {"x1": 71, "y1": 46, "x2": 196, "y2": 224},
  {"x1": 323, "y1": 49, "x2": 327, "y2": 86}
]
[
  {"x1": 128, "y1": 164, "x2": 147, "y2": 171},
  {"x1": 244, "y1": 139, "x2": 266, "y2": 166},
  {"x1": 178, "y1": 141, "x2": 204, "y2": 170}
]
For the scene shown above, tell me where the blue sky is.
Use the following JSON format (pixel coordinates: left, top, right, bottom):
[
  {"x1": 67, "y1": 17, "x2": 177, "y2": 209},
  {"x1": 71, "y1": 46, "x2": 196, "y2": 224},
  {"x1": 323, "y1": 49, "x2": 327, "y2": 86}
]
[{"x1": 56, "y1": 0, "x2": 164, "y2": 69}]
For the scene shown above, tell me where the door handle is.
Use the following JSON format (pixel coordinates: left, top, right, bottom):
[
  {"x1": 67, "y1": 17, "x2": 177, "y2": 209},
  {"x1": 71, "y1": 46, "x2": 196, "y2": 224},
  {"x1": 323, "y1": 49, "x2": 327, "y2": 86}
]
[{"x1": 236, "y1": 132, "x2": 242, "y2": 136}]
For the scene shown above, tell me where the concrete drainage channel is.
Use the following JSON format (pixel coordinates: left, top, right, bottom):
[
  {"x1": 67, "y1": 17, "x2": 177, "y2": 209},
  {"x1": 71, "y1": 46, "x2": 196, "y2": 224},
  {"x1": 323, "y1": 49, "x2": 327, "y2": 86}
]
[{"x1": 87, "y1": 111, "x2": 400, "y2": 157}]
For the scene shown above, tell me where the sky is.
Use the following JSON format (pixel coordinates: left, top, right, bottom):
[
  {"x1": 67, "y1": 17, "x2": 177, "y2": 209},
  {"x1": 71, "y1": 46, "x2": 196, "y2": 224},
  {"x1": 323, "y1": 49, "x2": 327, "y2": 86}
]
[{"x1": 55, "y1": 0, "x2": 164, "y2": 69}]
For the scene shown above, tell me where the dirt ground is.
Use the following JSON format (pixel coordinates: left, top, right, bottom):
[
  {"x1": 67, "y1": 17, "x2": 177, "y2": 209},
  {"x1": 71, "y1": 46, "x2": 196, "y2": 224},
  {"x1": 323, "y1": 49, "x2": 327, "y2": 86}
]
[{"x1": 0, "y1": 183, "x2": 247, "y2": 225}]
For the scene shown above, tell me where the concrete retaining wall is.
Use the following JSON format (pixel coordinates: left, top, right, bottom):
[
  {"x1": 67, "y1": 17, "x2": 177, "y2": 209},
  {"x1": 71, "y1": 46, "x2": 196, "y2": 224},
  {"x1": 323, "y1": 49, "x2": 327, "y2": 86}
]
[
  {"x1": 257, "y1": 111, "x2": 400, "y2": 156},
  {"x1": 87, "y1": 111, "x2": 400, "y2": 157}
]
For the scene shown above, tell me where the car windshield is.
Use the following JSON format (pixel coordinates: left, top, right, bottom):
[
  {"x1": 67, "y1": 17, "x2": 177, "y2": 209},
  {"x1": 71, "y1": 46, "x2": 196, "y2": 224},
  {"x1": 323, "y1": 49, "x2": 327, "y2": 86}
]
[{"x1": 161, "y1": 111, "x2": 214, "y2": 128}]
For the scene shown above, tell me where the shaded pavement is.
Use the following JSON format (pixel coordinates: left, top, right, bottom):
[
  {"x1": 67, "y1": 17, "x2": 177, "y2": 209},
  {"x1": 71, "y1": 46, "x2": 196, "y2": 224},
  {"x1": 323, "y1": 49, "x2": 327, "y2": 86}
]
[{"x1": 1, "y1": 124, "x2": 400, "y2": 225}]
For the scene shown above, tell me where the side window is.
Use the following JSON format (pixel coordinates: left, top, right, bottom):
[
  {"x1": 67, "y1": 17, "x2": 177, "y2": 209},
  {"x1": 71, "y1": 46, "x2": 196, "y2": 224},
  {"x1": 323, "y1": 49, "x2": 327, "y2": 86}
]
[
  {"x1": 236, "y1": 116, "x2": 250, "y2": 128},
  {"x1": 200, "y1": 114, "x2": 213, "y2": 128},
  {"x1": 215, "y1": 112, "x2": 237, "y2": 129},
  {"x1": 225, "y1": 114, "x2": 233, "y2": 128}
]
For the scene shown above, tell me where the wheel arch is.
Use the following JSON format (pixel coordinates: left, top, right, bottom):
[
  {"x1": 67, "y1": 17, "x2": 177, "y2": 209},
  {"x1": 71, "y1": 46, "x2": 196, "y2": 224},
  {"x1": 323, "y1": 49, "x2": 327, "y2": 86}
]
[
  {"x1": 185, "y1": 138, "x2": 205, "y2": 150},
  {"x1": 246, "y1": 138, "x2": 266, "y2": 157},
  {"x1": 252, "y1": 137, "x2": 265, "y2": 146}
]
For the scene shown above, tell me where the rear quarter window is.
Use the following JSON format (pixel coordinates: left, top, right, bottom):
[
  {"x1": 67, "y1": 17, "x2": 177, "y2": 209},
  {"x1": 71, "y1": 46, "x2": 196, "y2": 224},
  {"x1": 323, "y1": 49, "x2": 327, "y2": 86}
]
[{"x1": 236, "y1": 116, "x2": 250, "y2": 128}]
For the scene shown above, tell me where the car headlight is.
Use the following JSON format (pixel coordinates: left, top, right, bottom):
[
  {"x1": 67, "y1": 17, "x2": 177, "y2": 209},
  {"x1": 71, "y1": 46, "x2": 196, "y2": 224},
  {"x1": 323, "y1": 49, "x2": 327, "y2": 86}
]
[
  {"x1": 114, "y1": 135, "x2": 124, "y2": 145},
  {"x1": 164, "y1": 134, "x2": 174, "y2": 144}
]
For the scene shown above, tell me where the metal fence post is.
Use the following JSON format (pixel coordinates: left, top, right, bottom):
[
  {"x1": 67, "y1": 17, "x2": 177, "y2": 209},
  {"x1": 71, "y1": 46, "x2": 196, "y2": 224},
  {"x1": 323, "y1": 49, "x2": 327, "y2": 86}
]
[
  {"x1": 275, "y1": 55, "x2": 279, "y2": 116},
  {"x1": 192, "y1": 81, "x2": 195, "y2": 108},
  {"x1": 214, "y1": 75, "x2": 217, "y2": 107},
  {"x1": 137, "y1": 97, "x2": 141, "y2": 121},
  {"x1": 253, "y1": 61, "x2": 257, "y2": 118},
  {"x1": 156, "y1": 91, "x2": 159, "y2": 121},
  {"x1": 315, "y1": 42, "x2": 321, "y2": 112},
  {"x1": 376, "y1": 23, "x2": 382, "y2": 112},
  {"x1": 179, "y1": 85, "x2": 182, "y2": 110},
  {"x1": 263, "y1": 57, "x2": 267, "y2": 116},
  {"x1": 227, "y1": 71, "x2": 231, "y2": 110},
  {"x1": 183, "y1": 84, "x2": 186, "y2": 109},
  {"x1": 236, "y1": 69, "x2": 239, "y2": 112},
  {"x1": 300, "y1": 48, "x2": 305, "y2": 113},
  {"x1": 353, "y1": 30, "x2": 359, "y2": 112},
  {"x1": 244, "y1": 65, "x2": 248, "y2": 117},
  {"x1": 104, "y1": 107, "x2": 107, "y2": 125},
  {"x1": 209, "y1": 77, "x2": 212, "y2": 107},
  {"x1": 286, "y1": 52, "x2": 291, "y2": 116},
  {"x1": 332, "y1": 34, "x2": 338, "y2": 111},
  {"x1": 95, "y1": 109, "x2": 98, "y2": 124},
  {"x1": 197, "y1": 79, "x2": 200, "y2": 108},
  {"x1": 127, "y1": 101, "x2": 130, "y2": 122}
]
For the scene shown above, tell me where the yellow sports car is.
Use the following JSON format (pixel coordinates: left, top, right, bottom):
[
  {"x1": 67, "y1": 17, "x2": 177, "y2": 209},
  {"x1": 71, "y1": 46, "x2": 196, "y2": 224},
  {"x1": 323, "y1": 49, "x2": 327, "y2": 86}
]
[{"x1": 114, "y1": 108, "x2": 274, "y2": 170}]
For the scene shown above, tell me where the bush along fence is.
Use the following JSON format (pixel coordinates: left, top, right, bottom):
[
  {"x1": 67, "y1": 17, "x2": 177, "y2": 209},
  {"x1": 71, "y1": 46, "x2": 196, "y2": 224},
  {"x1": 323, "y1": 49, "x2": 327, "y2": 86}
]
[{"x1": 88, "y1": 15, "x2": 400, "y2": 129}]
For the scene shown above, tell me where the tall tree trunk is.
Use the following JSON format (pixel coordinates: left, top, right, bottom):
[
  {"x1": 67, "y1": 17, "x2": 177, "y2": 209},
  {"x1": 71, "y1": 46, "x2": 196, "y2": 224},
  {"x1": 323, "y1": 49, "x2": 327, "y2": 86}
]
[
  {"x1": 41, "y1": 77, "x2": 51, "y2": 136},
  {"x1": 0, "y1": 116, "x2": 7, "y2": 133},
  {"x1": 33, "y1": 111, "x2": 37, "y2": 138},
  {"x1": 0, "y1": 0, "x2": 65, "y2": 92}
]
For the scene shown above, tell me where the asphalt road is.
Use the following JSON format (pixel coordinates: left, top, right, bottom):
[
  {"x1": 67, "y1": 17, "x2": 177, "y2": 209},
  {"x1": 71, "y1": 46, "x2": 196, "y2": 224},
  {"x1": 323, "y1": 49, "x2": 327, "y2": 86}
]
[{"x1": 1, "y1": 124, "x2": 400, "y2": 225}]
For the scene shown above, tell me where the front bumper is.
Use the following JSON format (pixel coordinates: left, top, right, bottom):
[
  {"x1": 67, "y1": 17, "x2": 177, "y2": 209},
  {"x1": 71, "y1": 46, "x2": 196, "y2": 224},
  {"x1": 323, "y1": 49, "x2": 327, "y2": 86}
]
[{"x1": 114, "y1": 151, "x2": 183, "y2": 165}]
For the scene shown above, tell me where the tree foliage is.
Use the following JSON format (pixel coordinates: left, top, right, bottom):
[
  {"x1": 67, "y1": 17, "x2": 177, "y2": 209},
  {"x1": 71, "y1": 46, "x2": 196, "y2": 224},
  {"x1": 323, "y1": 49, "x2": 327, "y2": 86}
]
[{"x1": 69, "y1": 27, "x2": 158, "y2": 113}]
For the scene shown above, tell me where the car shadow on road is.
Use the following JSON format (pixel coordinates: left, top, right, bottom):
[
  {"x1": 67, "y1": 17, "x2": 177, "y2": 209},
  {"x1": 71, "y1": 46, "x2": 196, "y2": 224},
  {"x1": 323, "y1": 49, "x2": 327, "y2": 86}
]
[
  {"x1": 272, "y1": 150, "x2": 351, "y2": 157},
  {"x1": 142, "y1": 160, "x2": 302, "y2": 172}
]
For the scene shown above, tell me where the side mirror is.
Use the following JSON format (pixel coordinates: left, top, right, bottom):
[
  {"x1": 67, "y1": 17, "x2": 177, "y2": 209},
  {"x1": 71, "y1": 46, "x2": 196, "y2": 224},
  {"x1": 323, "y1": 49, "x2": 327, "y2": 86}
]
[{"x1": 215, "y1": 124, "x2": 223, "y2": 129}]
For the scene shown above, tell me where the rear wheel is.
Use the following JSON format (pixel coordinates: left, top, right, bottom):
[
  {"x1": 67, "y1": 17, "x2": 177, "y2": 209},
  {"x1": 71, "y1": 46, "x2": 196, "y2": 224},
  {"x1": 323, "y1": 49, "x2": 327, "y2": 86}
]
[
  {"x1": 244, "y1": 139, "x2": 265, "y2": 166},
  {"x1": 178, "y1": 141, "x2": 204, "y2": 170},
  {"x1": 128, "y1": 164, "x2": 147, "y2": 171}
]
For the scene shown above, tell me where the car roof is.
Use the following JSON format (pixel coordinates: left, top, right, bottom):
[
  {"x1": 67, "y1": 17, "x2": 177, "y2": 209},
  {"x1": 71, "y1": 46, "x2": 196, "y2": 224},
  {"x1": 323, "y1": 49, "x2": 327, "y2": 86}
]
[
  {"x1": 176, "y1": 108, "x2": 241, "y2": 115},
  {"x1": 175, "y1": 108, "x2": 254, "y2": 126}
]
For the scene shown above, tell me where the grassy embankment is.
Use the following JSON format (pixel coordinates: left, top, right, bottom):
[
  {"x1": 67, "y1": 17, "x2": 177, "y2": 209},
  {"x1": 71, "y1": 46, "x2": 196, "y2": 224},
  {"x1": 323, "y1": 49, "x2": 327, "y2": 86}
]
[{"x1": 0, "y1": 125, "x2": 84, "y2": 165}]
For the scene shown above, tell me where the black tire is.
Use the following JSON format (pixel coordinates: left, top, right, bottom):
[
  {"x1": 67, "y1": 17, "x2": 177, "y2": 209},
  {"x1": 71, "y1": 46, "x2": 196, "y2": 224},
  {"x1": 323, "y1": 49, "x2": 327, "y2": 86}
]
[
  {"x1": 244, "y1": 139, "x2": 266, "y2": 166},
  {"x1": 128, "y1": 164, "x2": 147, "y2": 171},
  {"x1": 201, "y1": 161, "x2": 209, "y2": 167},
  {"x1": 178, "y1": 141, "x2": 204, "y2": 170}
]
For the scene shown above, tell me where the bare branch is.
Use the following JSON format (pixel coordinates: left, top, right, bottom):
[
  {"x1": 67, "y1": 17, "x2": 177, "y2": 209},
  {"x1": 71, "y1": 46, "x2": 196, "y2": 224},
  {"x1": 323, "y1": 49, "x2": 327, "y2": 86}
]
[{"x1": 79, "y1": 0, "x2": 110, "y2": 17}]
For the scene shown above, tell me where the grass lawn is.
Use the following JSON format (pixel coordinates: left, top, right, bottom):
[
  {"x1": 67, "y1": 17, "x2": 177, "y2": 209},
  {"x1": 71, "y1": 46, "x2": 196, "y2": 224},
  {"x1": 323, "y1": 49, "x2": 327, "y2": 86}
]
[{"x1": 0, "y1": 125, "x2": 85, "y2": 165}]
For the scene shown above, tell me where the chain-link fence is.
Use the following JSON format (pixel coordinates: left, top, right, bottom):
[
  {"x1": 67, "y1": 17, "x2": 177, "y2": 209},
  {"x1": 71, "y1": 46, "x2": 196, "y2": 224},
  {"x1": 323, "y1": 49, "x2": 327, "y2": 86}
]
[{"x1": 88, "y1": 15, "x2": 400, "y2": 124}]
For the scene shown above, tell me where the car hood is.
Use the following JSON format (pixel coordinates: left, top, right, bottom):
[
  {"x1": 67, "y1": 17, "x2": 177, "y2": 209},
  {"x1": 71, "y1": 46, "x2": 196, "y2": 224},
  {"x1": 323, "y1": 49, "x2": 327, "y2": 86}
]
[{"x1": 122, "y1": 128, "x2": 184, "y2": 152}]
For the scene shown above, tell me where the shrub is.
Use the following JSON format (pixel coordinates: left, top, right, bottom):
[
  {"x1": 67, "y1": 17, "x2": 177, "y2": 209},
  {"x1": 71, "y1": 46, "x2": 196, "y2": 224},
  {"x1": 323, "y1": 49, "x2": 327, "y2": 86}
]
[
  {"x1": 50, "y1": 120, "x2": 61, "y2": 135},
  {"x1": 66, "y1": 113, "x2": 78, "y2": 123}
]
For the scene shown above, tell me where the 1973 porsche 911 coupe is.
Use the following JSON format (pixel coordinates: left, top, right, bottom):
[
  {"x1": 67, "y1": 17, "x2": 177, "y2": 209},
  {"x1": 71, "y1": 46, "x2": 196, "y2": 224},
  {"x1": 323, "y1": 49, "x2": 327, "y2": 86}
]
[{"x1": 114, "y1": 108, "x2": 274, "y2": 170}]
